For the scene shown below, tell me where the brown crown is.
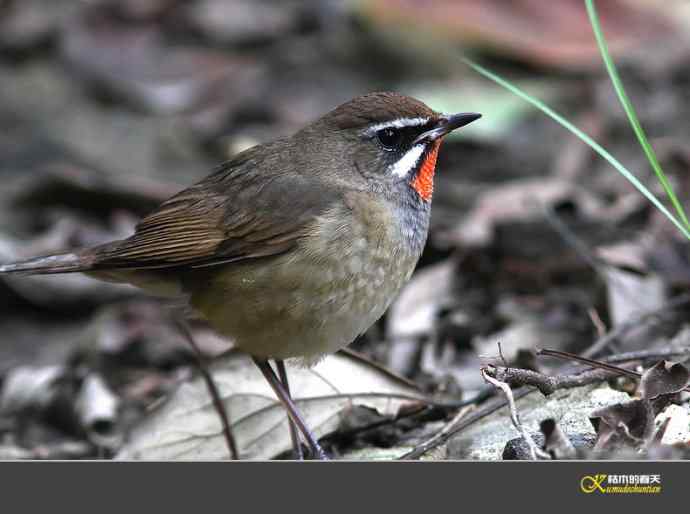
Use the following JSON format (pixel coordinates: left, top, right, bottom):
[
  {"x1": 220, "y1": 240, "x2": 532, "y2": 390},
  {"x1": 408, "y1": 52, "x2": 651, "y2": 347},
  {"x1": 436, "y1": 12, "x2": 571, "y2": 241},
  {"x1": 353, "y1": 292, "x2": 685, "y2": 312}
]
[{"x1": 323, "y1": 92, "x2": 438, "y2": 130}]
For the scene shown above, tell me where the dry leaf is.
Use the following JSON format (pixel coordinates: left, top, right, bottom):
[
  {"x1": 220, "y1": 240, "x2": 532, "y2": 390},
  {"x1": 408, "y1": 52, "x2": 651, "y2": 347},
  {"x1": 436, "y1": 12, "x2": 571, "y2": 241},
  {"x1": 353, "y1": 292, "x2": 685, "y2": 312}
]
[
  {"x1": 604, "y1": 267, "x2": 666, "y2": 326},
  {"x1": 117, "y1": 350, "x2": 425, "y2": 460},
  {"x1": 639, "y1": 360, "x2": 689, "y2": 401},
  {"x1": 655, "y1": 404, "x2": 690, "y2": 446},
  {"x1": 386, "y1": 259, "x2": 455, "y2": 340},
  {"x1": 359, "y1": 0, "x2": 673, "y2": 70},
  {"x1": 590, "y1": 400, "x2": 653, "y2": 451},
  {"x1": 441, "y1": 179, "x2": 604, "y2": 248},
  {"x1": 60, "y1": 8, "x2": 261, "y2": 116}
]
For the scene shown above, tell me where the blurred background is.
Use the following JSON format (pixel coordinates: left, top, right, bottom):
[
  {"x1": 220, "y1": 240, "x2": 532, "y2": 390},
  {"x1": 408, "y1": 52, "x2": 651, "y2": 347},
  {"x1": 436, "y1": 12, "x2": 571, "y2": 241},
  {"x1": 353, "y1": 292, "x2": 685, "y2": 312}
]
[{"x1": 1, "y1": 0, "x2": 690, "y2": 459}]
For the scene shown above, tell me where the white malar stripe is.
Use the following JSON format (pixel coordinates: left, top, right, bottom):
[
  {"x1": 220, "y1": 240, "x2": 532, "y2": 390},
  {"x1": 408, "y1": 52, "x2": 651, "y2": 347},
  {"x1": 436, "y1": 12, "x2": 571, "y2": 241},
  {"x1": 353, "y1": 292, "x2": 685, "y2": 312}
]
[
  {"x1": 390, "y1": 144, "x2": 425, "y2": 178},
  {"x1": 366, "y1": 117, "x2": 429, "y2": 135}
]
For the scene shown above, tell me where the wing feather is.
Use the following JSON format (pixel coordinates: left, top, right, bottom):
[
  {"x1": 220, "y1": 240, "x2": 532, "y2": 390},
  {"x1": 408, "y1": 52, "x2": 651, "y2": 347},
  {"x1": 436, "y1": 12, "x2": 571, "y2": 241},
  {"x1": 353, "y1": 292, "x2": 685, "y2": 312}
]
[{"x1": 90, "y1": 143, "x2": 338, "y2": 270}]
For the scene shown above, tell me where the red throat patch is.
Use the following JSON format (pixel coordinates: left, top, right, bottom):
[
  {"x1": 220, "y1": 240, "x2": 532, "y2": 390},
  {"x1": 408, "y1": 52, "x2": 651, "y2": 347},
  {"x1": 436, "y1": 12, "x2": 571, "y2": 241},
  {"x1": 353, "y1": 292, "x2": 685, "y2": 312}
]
[{"x1": 410, "y1": 140, "x2": 441, "y2": 201}]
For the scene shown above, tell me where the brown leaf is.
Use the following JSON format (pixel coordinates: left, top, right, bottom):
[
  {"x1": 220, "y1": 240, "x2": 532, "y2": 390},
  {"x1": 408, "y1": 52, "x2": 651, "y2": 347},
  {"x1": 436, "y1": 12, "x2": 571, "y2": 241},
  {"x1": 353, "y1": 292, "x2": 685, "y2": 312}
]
[
  {"x1": 605, "y1": 267, "x2": 667, "y2": 328},
  {"x1": 386, "y1": 259, "x2": 455, "y2": 340},
  {"x1": 639, "y1": 360, "x2": 689, "y2": 400},
  {"x1": 185, "y1": 0, "x2": 301, "y2": 46},
  {"x1": 440, "y1": 179, "x2": 604, "y2": 248},
  {"x1": 359, "y1": 0, "x2": 674, "y2": 70},
  {"x1": 116, "y1": 351, "x2": 425, "y2": 460},
  {"x1": 590, "y1": 400, "x2": 653, "y2": 450},
  {"x1": 60, "y1": 9, "x2": 262, "y2": 117}
]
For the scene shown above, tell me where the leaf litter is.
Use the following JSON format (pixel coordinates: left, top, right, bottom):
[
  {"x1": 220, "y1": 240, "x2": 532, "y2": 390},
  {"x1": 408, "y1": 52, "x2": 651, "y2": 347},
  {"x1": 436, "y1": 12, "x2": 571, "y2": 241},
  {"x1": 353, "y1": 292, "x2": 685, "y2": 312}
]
[
  {"x1": 1, "y1": 0, "x2": 690, "y2": 461},
  {"x1": 117, "y1": 350, "x2": 426, "y2": 460}
]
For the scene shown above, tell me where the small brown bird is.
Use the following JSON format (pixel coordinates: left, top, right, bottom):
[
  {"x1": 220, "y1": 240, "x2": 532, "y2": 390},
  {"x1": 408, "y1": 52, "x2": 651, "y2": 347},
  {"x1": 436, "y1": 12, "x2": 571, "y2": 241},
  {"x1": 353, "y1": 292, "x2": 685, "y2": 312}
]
[{"x1": 0, "y1": 92, "x2": 480, "y2": 459}]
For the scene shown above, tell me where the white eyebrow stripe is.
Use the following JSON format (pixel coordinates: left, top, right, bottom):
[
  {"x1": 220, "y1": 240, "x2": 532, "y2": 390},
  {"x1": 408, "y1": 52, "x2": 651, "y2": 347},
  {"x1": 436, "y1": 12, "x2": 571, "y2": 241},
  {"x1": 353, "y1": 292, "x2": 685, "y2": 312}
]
[
  {"x1": 365, "y1": 117, "x2": 429, "y2": 135},
  {"x1": 390, "y1": 144, "x2": 425, "y2": 178}
]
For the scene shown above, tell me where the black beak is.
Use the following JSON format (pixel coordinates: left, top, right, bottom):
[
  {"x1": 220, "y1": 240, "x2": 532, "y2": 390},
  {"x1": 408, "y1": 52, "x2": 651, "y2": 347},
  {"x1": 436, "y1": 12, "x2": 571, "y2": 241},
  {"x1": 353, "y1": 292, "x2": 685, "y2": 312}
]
[{"x1": 413, "y1": 112, "x2": 482, "y2": 145}]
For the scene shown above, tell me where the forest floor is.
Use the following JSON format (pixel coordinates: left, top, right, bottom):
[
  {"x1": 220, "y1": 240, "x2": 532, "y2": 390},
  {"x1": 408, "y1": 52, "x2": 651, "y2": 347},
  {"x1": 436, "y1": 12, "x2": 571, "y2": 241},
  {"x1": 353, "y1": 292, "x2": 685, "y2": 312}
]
[{"x1": 1, "y1": 0, "x2": 690, "y2": 460}]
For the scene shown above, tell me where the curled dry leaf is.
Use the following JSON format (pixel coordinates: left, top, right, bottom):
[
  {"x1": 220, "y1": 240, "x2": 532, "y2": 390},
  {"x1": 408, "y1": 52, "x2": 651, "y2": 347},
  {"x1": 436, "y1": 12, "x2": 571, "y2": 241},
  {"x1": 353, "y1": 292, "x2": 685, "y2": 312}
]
[
  {"x1": 639, "y1": 360, "x2": 689, "y2": 400},
  {"x1": 589, "y1": 400, "x2": 654, "y2": 451},
  {"x1": 117, "y1": 350, "x2": 425, "y2": 460}
]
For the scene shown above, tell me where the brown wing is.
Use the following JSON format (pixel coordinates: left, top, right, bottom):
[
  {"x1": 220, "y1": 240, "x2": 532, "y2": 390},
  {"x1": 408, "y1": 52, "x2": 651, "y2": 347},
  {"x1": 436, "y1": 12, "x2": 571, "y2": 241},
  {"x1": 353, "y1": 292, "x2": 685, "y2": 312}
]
[{"x1": 91, "y1": 143, "x2": 338, "y2": 270}]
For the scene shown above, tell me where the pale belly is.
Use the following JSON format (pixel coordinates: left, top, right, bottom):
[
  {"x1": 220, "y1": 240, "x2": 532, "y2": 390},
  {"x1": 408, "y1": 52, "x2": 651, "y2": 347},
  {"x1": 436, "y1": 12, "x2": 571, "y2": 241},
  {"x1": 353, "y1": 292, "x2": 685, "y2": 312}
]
[
  {"x1": 184, "y1": 202, "x2": 423, "y2": 363},
  {"x1": 187, "y1": 244, "x2": 418, "y2": 363}
]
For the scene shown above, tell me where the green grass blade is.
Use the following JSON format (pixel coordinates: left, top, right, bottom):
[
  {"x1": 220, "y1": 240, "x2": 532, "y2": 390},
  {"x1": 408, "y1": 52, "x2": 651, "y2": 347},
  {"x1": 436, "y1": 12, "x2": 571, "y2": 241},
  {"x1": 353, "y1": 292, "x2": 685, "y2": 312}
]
[
  {"x1": 462, "y1": 57, "x2": 690, "y2": 240},
  {"x1": 585, "y1": 0, "x2": 690, "y2": 232}
]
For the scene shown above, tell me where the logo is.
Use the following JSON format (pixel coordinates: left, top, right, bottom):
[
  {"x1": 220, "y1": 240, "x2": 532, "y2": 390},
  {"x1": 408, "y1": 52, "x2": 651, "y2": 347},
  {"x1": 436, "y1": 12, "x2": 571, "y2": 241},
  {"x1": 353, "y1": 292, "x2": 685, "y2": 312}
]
[{"x1": 580, "y1": 474, "x2": 662, "y2": 494}]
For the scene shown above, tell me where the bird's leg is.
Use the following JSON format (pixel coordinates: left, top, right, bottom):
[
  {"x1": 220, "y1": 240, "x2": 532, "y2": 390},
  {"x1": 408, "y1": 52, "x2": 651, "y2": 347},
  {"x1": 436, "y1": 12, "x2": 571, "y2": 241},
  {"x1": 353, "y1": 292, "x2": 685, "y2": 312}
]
[
  {"x1": 274, "y1": 359, "x2": 304, "y2": 460},
  {"x1": 252, "y1": 357, "x2": 328, "y2": 460}
]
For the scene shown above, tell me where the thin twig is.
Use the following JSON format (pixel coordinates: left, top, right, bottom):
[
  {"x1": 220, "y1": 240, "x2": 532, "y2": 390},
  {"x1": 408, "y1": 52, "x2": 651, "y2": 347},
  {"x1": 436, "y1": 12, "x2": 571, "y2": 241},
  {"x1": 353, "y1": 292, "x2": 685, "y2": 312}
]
[
  {"x1": 481, "y1": 369, "x2": 550, "y2": 460},
  {"x1": 497, "y1": 341, "x2": 508, "y2": 367},
  {"x1": 399, "y1": 405, "x2": 474, "y2": 459},
  {"x1": 538, "y1": 347, "x2": 690, "y2": 393},
  {"x1": 398, "y1": 387, "x2": 533, "y2": 460},
  {"x1": 538, "y1": 348, "x2": 643, "y2": 379},
  {"x1": 487, "y1": 346, "x2": 690, "y2": 396},
  {"x1": 485, "y1": 364, "x2": 614, "y2": 396},
  {"x1": 587, "y1": 307, "x2": 607, "y2": 338},
  {"x1": 401, "y1": 387, "x2": 532, "y2": 460},
  {"x1": 399, "y1": 346, "x2": 690, "y2": 460},
  {"x1": 174, "y1": 319, "x2": 238, "y2": 460},
  {"x1": 603, "y1": 347, "x2": 690, "y2": 364}
]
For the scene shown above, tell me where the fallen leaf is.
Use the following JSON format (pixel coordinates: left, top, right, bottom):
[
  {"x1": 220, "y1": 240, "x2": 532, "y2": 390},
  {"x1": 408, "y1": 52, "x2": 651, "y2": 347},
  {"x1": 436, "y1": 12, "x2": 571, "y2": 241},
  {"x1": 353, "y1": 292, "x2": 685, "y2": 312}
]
[
  {"x1": 590, "y1": 400, "x2": 653, "y2": 451},
  {"x1": 185, "y1": 0, "x2": 301, "y2": 46},
  {"x1": 117, "y1": 350, "x2": 425, "y2": 460},
  {"x1": 604, "y1": 267, "x2": 667, "y2": 327},
  {"x1": 440, "y1": 179, "x2": 605, "y2": 248},
  {"x1": 386, "y1": 259, "x2": 455, "y2": 340},
  {"x1": 654, "y1": 404, "x2": 690, "y2": 446},
  {"x1": 596, "y1": 240, "x2": 649, "y2": 273},
  {"x1": 639, "y1": 360, "x2": 689, "y2": 400},
  {"x1": 60, "y1": 8, "x2": 262, "y2": 116},
  {"x1": 358, "y1": 0, "x2": 674, "y2": 70},
  {"x1": 0, "y1": 365, "x2": 64, "y2": 415}
]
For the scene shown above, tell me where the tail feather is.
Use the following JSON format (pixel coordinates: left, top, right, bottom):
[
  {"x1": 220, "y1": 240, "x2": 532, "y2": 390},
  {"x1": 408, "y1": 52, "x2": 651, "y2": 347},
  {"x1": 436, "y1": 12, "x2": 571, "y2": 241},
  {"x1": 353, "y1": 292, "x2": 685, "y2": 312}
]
[{"x1": 0, "y1": 252, "x2": 95, "y2": 275}]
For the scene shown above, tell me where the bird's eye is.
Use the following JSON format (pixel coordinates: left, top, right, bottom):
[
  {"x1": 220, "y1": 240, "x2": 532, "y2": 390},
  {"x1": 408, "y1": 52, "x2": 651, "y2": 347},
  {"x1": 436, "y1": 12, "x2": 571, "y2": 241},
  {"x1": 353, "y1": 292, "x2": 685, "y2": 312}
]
[{"x1": 376, "y1": 128, "x2": 403, "y2": 150}]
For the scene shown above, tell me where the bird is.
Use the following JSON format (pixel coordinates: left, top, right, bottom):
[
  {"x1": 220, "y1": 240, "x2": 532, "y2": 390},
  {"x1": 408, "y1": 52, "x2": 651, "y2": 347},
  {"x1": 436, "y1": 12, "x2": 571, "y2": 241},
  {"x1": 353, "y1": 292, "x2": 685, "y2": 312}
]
[{"x1": 0, "y1": 92, "x2": 480, "y2": 459}]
